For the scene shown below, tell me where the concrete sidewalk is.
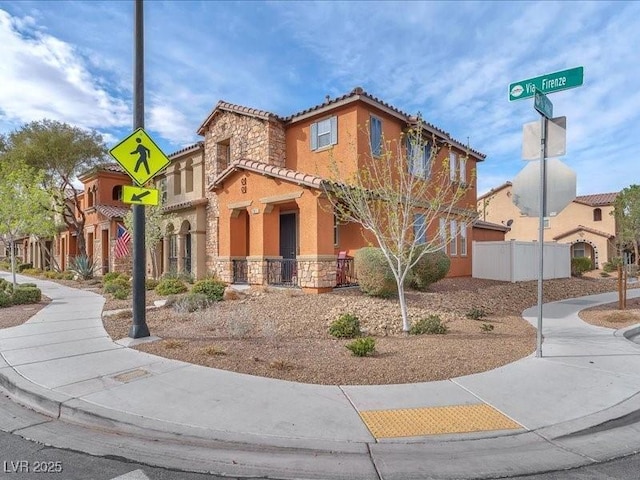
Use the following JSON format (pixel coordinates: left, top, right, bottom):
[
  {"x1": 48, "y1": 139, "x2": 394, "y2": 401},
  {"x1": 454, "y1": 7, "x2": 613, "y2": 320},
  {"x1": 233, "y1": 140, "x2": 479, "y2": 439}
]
[{"x1": 2, "y1": 271, "x2": 640, "y2": 479}]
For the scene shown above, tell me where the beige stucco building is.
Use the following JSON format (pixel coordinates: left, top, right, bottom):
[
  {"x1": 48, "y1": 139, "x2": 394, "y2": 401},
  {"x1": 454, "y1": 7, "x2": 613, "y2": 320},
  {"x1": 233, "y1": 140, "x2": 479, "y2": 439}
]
[{"x1": 478, "y1": 182, "x2": 618, "y2": 269}]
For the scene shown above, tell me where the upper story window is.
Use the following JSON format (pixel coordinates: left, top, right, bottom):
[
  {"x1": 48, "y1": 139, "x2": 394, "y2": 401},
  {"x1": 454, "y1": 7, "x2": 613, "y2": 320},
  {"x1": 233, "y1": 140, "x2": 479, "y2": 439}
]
[
  {"x1": 185, "y1": 159, "x2": 193, "y2": 193},
  {"x1": 459, "y1": 156, "x2": 467, "y2": 184},
  {"x1": 310, "y1": 116, "x2": 337, "y2": 151},
  {"x1": 413, "y1": 213, "x2": 427, "y2": 244},
  {"x1": 174, "y1": 165, "x2": 181, "y2": 195},
  {"x1": 112, "y1": 185, "x2": 123, "y2": 201},
  {"x1": 593, "y1": 208, "x2": 602, "y2": 222},
  {"x1": 460, "y1": 222, "x2": 468, "y2": 256},
  {"x1": 159, "y1": 178, "x2": 167, "y2": 204},
  {"x1": 407, "y1": 139, "x2": 431, "y2": 178},
  {"x1": 370, "y1": 115, "x2": 382, "y2": 156},
  {"x1": 543, "y1": 217, "x2": 550, "y2": 229},
  {"x1": 217, "y1": 138, "x2": 231, "y2": 172},
  {"x1": 450, "y1": 219, "x2": 458, "y2": 256},
  {"x1": 449, "y1": 152, "x2": 458, "y2": 182}
]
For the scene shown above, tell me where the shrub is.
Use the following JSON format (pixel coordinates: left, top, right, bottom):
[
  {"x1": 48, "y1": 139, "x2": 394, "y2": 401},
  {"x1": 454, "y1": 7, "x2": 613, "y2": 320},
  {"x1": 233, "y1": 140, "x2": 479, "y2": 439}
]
[
  {"x1": 409, "y1": 315, "x2": 448, "y2": 335},
  {"x1": 409, "y1": 248, "x2": 451, "y2": 291},
  {"x1": 44, "y1": 270, "x2": 63, "y2": 279},
  {"x1": 156, "y1": 277, "x2": 188, "y2": 296},
  {"x1": 192, "y1": 278, "x2": 226, "y2": 302},
  {"x1": 0, "y1": 261, "x2": 10, "y2": 270},
  {"x1": 571, "y1": 257, "x2": 593, "y2": 277},
  {"x1": 354, "y1": 247, "x2": 396, "y2": 298},
  {"x1": 104, "y1": 276, "x2": 131, "y2": 297},
  {"x1": 103, "y1": 272, "x2": 123, "y2": 283},
  {"x1": 61, "y1": 271, "x2": 75, "y2": 280},
  {"x1": 345, "y1": 337, "x2": 376, "y2": 357},
  {"x1": 466, "y1": 307, "x2": 487, "y2": 320},
  {"x1": 17, "y1": 263, "x2": 33, "y2": 272},
  {"x1": 19, "y1": 283, "x2": 38, "y2": 288},
  {"x1": 21, "y1": 268, "x2": 43, "y2": 276},
  {"x1": 112, "y1": 287, "x2": 129, "y2": 300},
  {"x1": 329, "y1": 313, "x2": 361, "y2": 338},
  {"x1": 603, "y1": 257, "x2": 622, "y2": 273},
  {"x1": 68, "y1": 255, "x2": 97, "y2": 280},
  {"x1": 201, "y1": 345, "x2": 226, "y2": 356},
  {"x1": 480, "y1": 323, "x2": 495, "y2": 333},
  {"x1": 12, "y1": 286, "x2": 42, "y2": 305},
  {"x1": 145, "y1": 278, "x2": 160, "y2": 290},
  {"x1": 173, "y1": 293, "x2": 211, "y2": 313},
  {"x1": 178, "y1": 272, "x2": 195, "y2": 284},
  {"x1": 0, "y1": 290, "x2": 12, "y2": 308},
  {"x1": 0, "y1": 278, "x2": 12, "y2": 293}
]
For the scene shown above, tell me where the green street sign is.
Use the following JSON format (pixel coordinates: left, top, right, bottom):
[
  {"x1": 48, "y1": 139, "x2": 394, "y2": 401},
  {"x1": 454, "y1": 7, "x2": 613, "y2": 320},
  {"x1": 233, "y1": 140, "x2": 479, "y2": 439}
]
[
  {"x1": 509, "y1": 66, "x2": 583, "y2": 101},
  {"x1": 534, "y1": 89, "x2": 553, "y2": 119}
]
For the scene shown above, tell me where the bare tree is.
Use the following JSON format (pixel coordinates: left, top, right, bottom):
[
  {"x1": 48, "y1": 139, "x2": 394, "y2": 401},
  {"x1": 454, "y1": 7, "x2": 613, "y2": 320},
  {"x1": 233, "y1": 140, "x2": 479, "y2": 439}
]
[{"x1": 324, "y1": 118, "x2": 476, "y2": 332}]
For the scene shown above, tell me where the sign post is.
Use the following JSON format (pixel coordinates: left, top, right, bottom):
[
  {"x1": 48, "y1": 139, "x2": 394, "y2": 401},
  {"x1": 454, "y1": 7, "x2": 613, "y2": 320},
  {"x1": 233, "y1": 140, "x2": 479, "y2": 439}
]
[{"x1": 509, "y1": 67, "x2": 583, "y2": 357}]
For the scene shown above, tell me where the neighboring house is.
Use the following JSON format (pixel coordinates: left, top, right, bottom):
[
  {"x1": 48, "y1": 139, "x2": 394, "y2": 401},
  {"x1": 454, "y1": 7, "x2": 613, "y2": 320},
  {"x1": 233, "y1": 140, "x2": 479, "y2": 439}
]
[
  {"x1": 152, "y1": 142, "x2": 207, "y2": 279},
  {"x1": 478, "y1": 182, "x2": 618, "y2": 269},
  {"x1": 472, "y1": 219, "x2": 510, "y2": 242},
  {"x1": 199, "y1": 87, "x2": 485, "y2": 293}
]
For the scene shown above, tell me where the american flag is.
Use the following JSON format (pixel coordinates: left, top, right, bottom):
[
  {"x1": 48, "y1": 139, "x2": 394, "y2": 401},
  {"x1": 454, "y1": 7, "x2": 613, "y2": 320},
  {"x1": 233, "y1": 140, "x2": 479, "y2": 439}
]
[{"x1": 114, "y1": 224, "x2": 131, "y2": 258}]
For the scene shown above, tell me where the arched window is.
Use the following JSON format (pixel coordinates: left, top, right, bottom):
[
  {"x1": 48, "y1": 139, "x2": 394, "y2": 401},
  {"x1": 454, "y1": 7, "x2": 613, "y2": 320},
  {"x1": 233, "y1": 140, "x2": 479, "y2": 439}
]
[
  {"x1": 173, "y1": 165, "x2": 181, "y2": 195},
  {"x1": 185, "y1": 159, "x2": 193, "y2": 193},
  {"x1": 112, "y1": 185, "x2": 123, "y2": 201},
  {"x1": 593, "y1": 208, "x2": 602, "y2": 222}
]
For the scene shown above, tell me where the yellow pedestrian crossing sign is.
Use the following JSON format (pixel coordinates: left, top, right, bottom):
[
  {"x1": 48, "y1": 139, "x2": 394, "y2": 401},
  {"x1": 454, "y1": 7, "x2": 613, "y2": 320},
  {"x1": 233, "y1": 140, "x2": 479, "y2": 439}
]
[
  {"x1": 109, "y1": 128, "x2": 170, "y2": 185},
  {"x1": 122, "y1": 185, "x2": 160, "y2": 206}
]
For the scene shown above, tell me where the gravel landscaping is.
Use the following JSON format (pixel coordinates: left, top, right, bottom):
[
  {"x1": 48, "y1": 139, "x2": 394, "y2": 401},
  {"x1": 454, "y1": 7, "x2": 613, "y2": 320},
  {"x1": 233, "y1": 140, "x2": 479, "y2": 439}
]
[{"x1": 1, "y1": 273, "x2": 637, "y2": 386}]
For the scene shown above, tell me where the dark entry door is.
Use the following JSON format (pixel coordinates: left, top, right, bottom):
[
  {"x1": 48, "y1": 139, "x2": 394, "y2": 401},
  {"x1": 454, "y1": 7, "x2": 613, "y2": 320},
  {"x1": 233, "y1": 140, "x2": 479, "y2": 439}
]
[{"x1": 279, "y1": 213, "x2": 297, "y2": 284}]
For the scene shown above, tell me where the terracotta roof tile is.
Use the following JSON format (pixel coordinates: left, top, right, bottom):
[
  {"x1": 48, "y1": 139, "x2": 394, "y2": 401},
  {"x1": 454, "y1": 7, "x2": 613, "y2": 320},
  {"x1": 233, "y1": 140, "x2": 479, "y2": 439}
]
[
  {"x1": 473, "y1": 219, "x2": 510, "y2": 232},
  {"x1": 574, "y1": 192, "x2": 618, "y2": 206},
  {"x1": 197, "y1": 101, "x2": 283, "y2": 134},
  {"x1": 168, "y1": 141, "x2": 204, "y2": 158},
  {"x1": 553, "y1": 224, "x2": 614, "y2": 241},
  {"x1": 94, "y1": 204, "x2": 130, "y2": 219},
  {"x1": 210, "y1": 159, "x2": 324, "y2": 191}
]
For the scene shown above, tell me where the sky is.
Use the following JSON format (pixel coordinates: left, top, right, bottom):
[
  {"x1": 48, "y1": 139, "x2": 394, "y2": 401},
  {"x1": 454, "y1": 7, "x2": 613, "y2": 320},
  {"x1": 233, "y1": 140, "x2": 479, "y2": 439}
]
[{"x1": 0, "y1": 0, "x2": 638, "y2": 196}]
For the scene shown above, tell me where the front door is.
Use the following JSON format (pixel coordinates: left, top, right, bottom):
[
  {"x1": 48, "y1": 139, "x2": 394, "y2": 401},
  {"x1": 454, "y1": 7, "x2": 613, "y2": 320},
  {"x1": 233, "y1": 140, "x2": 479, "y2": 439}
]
[{"x1": 279, "y1": 213, "x2": 297, "y2": 284}]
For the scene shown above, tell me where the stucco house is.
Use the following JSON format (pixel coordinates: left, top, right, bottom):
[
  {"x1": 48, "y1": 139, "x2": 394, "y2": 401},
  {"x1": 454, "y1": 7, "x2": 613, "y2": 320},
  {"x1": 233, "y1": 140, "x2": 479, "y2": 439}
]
[
  {"x1": 199, "y1": 87, "x2": 485, "y2": 293},
  {"x1": 478, "y1": 181, "x2": 618, "y2": 269}
]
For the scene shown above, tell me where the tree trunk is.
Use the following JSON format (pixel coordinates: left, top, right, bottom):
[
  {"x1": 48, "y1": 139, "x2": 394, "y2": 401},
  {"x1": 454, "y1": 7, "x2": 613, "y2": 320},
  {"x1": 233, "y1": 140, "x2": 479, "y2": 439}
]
[
  {"x1": 9, "y1": 237, "x2": 17, "y2": 289},
  {"x1": 397, "y1": 280, "x2": 410, "y2": 332}
]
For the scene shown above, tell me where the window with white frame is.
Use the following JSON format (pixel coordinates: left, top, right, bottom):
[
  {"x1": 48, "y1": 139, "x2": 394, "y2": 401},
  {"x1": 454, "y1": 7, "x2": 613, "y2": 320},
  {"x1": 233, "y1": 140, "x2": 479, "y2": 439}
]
[
  {"x1": 414, "y1": 213, "x2": 427, "y2": 244},
  {"x1": 439, "y1": 218, "x2": 447, "y2": 252},
  {"x1": 459, "y1": 156, "x2": 467, "y2": 184},
  {"x1": 449, "y1": 152, "x2": 457, "y2": 182},
  {"x1": 543, "y1": 217, "x2": 550, "y2": 229},
  {"x1": 310, "y1": 116, "x2": 337, "y2": 151},
  {"x1": 407, "y1": 139, "x2": 431, "y2": 178},
  {"x1": 460, "y1": 222, "x2": 467, "y2": 256},
  {"x1": 370, "y1": 115, "x2": 383, "y2": 156},
  {"x1": 450, "y1": 219, "x2": 458, "y2": 256}
]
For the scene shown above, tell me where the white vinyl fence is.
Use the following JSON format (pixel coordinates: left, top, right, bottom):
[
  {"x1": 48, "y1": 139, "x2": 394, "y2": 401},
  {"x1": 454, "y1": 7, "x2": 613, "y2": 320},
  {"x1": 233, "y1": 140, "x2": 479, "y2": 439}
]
[{"x1": 472, "y1": 240, "x2": 570, "y2": 282}]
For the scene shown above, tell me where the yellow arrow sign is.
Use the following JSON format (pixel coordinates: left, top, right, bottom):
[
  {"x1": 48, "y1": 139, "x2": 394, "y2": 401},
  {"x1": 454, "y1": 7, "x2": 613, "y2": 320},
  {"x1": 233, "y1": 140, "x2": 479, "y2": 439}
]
[
  {"x1": 109, "y1": 128, "x2": 170, "y2": 185},
  {"x1": 122, "y1": 185, "x2": 160, "y2": 206}
]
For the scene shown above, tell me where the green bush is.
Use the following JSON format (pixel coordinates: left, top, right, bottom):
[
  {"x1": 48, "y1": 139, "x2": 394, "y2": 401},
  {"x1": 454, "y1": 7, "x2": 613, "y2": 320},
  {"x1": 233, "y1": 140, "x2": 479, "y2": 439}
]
[
  {"x1": 19, "y1": 283, "x2": 38, "y2": 288},
  {"x1": 329, "y1": 313, "x2": 361, "y2": 338},
  {"x1": 145, "y1": 278, "x2": 160, "y2": 291},
  {"x1": 112, "y1": 287, "x2": 129, "y2": 300},
  {"x1": 0, "y1": 261, "x2": 10, "y2": 270},
  {"x1": 61, "y1": 271, "x2": 75, "y2": 280},
  {"x1": 192, "y1": 278, "x2": 226, "y2": 301},
  {"x1": 103, "y1": 272, "x2": 123, "y2": 283},
  {"x1": 17, "y1": 263, "x2": 33, "y2": 272},
  {"x1": 104, "y1": 276, "x2": 131, "y2": 296},
  {"x1": 409, "y1": 315, "x2": 448, "y2": 335},
  {"x1": 466, "y1": 307, "x2": 487, "y2": 320},
  {"x1": 155, "y1": 278, "x2": 188, "y2": 296},
  {"x1": 571, "y1": 257, "x2": 593, "y2": 277},
  {"x1": 21, "y1": 268, "x2": 43, "y2": 276},
  {"x1": 354, "y1": 247, "x2": 397, "y2": 298},
  {"x1": 0, "y1": 290, "x2": 12, "y2": 308},
  {"x1": 345, "y1": 337, "x2": 376, "y2": 357},
  {"x1": 603, "y1": 257, "x2": 622, "y2": 273},
  {"x1": 12, "y1": 286, "x2": 42, "y2": 305},
  {"x1": 173, "y1": 293, "x2": 211, "y2": 313},
  {"x1": 409, "y1": 248, "x2": 451, "y2": 291},
  {"x1": 0, "y1": 278, "x2": 11, "y2": 293},
  {"x1": 44, "y1": 270, "x2": 63, "y2": 279}
]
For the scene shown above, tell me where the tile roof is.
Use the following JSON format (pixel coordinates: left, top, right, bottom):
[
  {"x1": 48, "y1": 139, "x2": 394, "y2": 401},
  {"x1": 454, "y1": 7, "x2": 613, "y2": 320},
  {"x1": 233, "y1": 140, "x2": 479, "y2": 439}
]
[
  {"x1": 94, "y1": 204, "x2": 130, "y2": 219},
  {"x1": 473, "y1": 219, "x2": 510, "y2": 232},
  {"x1": 573, "y1": 192, "x2": 618, "y2": 206},
  {"x1": 78, "y1": 163, "x2": 126, "y2": 180},
  {"x1": 477, "y1": 181, "x2": 512, "y2": 201},
  {"x1": 553, "y1": 225, "x2": 614, "y2": 241},
  {"x1": 197, "y1": 101, "x2": 284, "y2": 135},
  {"x1": 168, "y1": 141, "x2": 204, "y2": 158},
  {"x1": 210, "y1": 159, "x2": 325, "y2": 191}
]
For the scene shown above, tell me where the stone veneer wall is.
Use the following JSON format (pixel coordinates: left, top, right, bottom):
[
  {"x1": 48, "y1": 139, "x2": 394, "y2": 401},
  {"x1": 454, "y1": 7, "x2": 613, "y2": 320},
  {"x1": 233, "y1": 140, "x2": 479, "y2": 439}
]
[
  {"x1": 202, "y1": 111, "x2": 286, "y2": 273},
  {"x1": 296, "y1": 255, "x2": 338, "y2": 289}
]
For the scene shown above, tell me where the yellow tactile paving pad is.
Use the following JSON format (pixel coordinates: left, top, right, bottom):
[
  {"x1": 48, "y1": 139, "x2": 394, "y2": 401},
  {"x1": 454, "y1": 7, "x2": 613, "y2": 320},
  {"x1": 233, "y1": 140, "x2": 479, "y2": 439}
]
[{"x1": 359, "y1": 404, "x2": 522, "y2": 439}]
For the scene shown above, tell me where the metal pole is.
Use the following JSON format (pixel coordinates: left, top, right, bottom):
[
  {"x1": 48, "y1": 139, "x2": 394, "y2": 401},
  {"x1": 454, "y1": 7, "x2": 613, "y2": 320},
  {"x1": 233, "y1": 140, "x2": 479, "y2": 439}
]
[
  {"x1": 129, "y1": 0, "x2": 149, "y2": 338},
  {"x1": 536, "y1": 115, "x2": 547, "y2": 358}
]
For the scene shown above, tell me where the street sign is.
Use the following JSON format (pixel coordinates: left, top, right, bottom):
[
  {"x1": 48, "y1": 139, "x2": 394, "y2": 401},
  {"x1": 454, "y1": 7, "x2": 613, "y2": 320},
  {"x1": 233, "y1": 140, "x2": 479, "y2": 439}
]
[
  {"x1": 534, "y1": 89, "x2": 553, "y2": 119},
  {"x1": 512, "y1": 158, "x2": 576, "y2": 217},
  {"x1": 122, "y1": 185, "x2": 159, "y2": 206},
  {"x1": 109, "y1": 128, "x2": 170, "y2": 185},
  {"x1": 509, "y1": 66, "x2": 584, "y2": 101},
  {"x1": 522, "y1": 116, "x2": 566, "y2": 160}
]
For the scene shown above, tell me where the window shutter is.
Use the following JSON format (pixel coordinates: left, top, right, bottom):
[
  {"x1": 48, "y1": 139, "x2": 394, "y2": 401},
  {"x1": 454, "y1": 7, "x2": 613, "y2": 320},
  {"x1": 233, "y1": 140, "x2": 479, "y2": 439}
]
[
  {"x1": 330, "y1": 116, "x2": 337, "y2": 145},
  {"x1": 310, "y1": 122, "x2": 318, "y2": 151}
]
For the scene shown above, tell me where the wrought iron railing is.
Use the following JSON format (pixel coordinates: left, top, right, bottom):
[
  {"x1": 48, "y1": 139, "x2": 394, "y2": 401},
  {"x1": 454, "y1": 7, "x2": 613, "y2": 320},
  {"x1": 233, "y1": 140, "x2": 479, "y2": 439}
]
[
  {"x1": 183, "y1": 256, "x2": 192, "y2": 274},
  {"x1": 335, "y1": 257, "x2": 358, "y2": 288},
  {"x1": 232, "y1": 259, "x2": 248, "y2": 284},
  {"x1": 266, "y1": 259, "x2": 298, "y2": 287}
]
